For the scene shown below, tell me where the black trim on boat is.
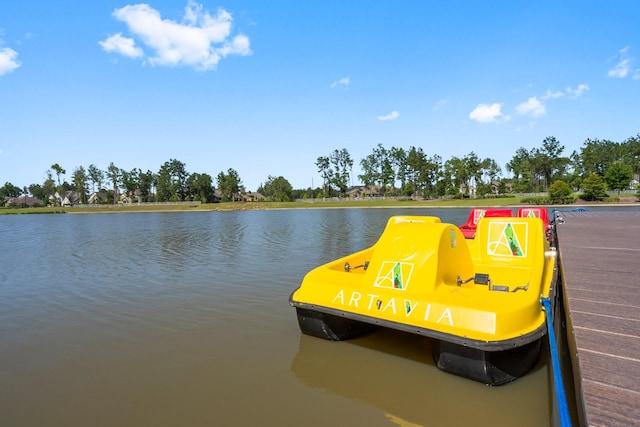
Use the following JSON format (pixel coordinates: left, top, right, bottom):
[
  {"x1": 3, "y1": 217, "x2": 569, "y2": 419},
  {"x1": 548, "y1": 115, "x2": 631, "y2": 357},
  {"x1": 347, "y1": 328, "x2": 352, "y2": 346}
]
[{"x1": 289, "y1": 292, "x2": 547, "y2": 352}]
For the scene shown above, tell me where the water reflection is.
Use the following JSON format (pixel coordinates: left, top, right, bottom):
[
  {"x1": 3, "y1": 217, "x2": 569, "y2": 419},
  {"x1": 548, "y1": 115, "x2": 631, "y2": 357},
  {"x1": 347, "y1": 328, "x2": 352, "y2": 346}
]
[{"x1": 292, "y1": 330, "x2": 551, "y2": 427}]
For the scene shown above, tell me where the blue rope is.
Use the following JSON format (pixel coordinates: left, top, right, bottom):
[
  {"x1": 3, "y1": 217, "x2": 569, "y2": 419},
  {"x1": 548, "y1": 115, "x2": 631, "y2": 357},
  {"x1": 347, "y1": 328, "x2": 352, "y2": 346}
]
[{"x1": 541, "y1": 297, "x2": 572, "y2": 427}]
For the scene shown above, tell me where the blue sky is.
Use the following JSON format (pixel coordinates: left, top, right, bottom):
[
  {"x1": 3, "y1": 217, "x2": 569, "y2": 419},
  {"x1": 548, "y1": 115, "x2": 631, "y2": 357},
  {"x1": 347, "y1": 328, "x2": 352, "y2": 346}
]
[{"x1": 1, "y1": 1, "x2": 639, "y2": 192}]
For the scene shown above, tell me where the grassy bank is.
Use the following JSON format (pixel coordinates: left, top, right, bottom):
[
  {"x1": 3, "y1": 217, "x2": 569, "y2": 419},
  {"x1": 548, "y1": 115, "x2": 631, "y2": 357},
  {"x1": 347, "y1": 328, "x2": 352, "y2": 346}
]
[
  {"x1": 1, "y1": 195, "x2": 637, "y2": 215},
  {"x1": 1, "y1": 197, "x2": 524, "y2": 214}
]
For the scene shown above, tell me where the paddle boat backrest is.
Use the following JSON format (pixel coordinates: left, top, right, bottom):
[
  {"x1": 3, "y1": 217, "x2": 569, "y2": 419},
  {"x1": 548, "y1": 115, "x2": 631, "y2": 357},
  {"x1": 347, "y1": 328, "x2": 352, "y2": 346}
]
[
  {"x1": 471, "y1": 217, "x2": 547, "y2": 289},
  {"x1": 367, "y1": 216, "x2": 474, "y2": 290},
  {"x1": 459, "y1": 208, "x2": 514, "y2": 239}
]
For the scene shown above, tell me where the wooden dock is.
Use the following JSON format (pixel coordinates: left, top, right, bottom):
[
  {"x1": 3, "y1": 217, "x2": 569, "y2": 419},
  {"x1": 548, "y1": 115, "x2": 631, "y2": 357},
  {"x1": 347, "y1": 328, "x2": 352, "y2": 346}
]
[{"x1": 556, "y1": 210, "x2": 640, "y2": 427}]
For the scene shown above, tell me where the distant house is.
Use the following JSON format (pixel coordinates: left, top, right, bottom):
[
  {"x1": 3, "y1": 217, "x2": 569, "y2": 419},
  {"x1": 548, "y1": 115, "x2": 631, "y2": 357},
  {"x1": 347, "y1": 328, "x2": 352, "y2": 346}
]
[
  {"x1": 243, "y1": 192, "x2": 265, "y2": 202},
  {"x1": 88, "y1": 190, "x2": 109, "y2": 204},
  {"x1": 4, "y1": 196, "x2": 44, "y2": 207},
  {"x1": 347, "y1": 185, "x2": 381, "y2": 198},
  {"x1": 213, "y1": 189, "x2": 242, "y2": 202},
  {"x1": 121, "y1": 189, "x2": 147, "y2": 204},
  {"x1": 50, "y1": 190, "x2": 80, "y2": 206}
]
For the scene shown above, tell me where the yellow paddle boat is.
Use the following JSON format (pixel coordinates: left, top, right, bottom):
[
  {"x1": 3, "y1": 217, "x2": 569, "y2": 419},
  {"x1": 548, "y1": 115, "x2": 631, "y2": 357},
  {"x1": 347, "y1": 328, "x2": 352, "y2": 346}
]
[{"x1": 289, "y1": 214, "x2": 558, "y2": 385}]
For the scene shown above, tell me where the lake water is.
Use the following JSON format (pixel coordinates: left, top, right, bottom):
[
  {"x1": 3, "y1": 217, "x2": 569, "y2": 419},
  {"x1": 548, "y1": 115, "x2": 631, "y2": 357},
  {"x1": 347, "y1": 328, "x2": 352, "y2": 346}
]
[{"x1": 0, "y1": 207, "x2": 564, "y2": 426}]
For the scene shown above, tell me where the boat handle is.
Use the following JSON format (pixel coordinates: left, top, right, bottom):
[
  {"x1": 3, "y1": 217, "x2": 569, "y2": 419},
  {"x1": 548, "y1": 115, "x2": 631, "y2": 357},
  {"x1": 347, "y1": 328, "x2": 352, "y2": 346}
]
[{"x1": 344, "y1": 261, "x2": 369, "y2": 272}]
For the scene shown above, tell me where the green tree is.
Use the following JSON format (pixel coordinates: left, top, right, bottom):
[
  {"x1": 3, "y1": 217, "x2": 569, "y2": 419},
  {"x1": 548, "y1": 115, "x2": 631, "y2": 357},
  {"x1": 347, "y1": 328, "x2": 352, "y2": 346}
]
[
  {"x1": 359, "y1": 144, "x2": 394, "y2": 195},
  {"x1": 216, "y1": 168, "x2": 243, "y2": 202},
  {"x1": 604, "y1": 161, "x2": 633, "y2": 194},
  {"x1": 534, "y1": 136, "x2": 569, "y2": 190},
  {"x1": 0, "y1": 182, "x2": 22, "y2": 198},
  {"x1": 72, "y1": 166, "x2": 89, "y2": 204},
  {"x1": 49, "y1": 163, "x2": 67, "y2": 205},
  {"x1": 389, "y1": 146, "x2": 407, "y2": 194},
  {"x1": 155, "y1": 164, "x2": 172, "y2": 202},
  {"x1": 622, "y1": 134, "x2": 640, "y2": 176},
  {"x1": 507, "y1": 137, "x2": 569, "y2": 192},
  {"x1": 423, "y1": 154, "x2": 443, "y2": 197},
  {"x1": 87, "y1": 164, "x2": 104, "y2": 193},
  {"x1": 443, "y1": 156, "x2": 469, "y2": 197},
  {"x1": 580, "y1": 173, "x2": 607, "y2": 201},
  {"x1": 138, "y1": 170, "x2": 155, "y2": 202},
  {"x1": 121, "y1": 168, "x2": 141, "y2": 202},
  {"x1": 548, "y1": 180, "x2": 573, "y2": 204},
  {"x1": 43, "y1": 170, "x2": 56, "y2": 205},
  {"x1": 315, "y1": 156, "x2": 333, "y2": 198},
  {"x1": 506, "y1": 147, "x2": 534, "y2": 192},
  {"x1": 358, "y1": 153, "x2": 377, "y2": 190},
  {"x1": 375, "y1": 144, "x2": 395, "y2": 195},
  {"x1": 329, "y1": 148, "x2": 353, "y2": 197},
  {"x1": 166, "y1": 159, "x2": 189, "y2": 201},
  {"x1": 463, "y1": 152, "x2": 483, "y2": 196},
  {"x1": 51, "y1": 163, "x2": 66, "y2": 188},
  {"x1": 405, "y1": 146, "x2": 425, "y2": 196},
  {"x1": 258, "y1": 175, "x2": 293, "y2": 201},
  {"x1": 106, "y1": 162, "x2": 122, "y2": 204},
  {"x1": 155, "y1": 159, "x2": 189, "y2": 202},
  {"x1": 576, "y1": 138, "x2": 622, "y2": 176},
  {"x1": 187, "y1": 172, "x2": 214, "y2": 203},
  {"x1": 480, "y1": 158, "x2": 502, "y2": 195},
  {"x1": 29, "y1": 183, "x2": 46, "y2": 201}
]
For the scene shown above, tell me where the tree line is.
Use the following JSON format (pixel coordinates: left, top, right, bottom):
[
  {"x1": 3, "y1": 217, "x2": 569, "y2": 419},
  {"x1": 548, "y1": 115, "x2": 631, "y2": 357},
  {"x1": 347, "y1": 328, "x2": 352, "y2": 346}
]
[
  {"x1": 315, "y1": 134, "x2": 640, "y2": 199},
  {"x1": 0, "y1": 160, "x2": 248, "y2": 205},
  {"x1": 1, "y1": 133, "x2": 639, "y2": 206}
]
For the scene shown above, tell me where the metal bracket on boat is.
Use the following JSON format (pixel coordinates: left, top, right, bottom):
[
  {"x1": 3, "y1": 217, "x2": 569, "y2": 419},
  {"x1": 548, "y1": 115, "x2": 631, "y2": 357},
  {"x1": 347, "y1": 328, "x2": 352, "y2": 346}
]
[
  {"x1": 344, "y1": 261, "x2": 369, "y2": 272},
  {"x1": 456, "y1": 274, "x2": 529, "y2": 293},
  {"x1": 457, "y1": 273, "x2": 489, "y2": 286},
  {"x1": 551, "y1": 209, "x2": 565, "y2": 225}
]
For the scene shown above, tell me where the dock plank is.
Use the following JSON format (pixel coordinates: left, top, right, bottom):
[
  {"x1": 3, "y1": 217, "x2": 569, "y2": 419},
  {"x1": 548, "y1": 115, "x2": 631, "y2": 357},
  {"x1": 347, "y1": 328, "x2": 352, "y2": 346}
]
[
  {"x1": 582, "y1": 381, "x2": 640, "y2": 427},
  {"x1": 569, "y1": 298, "x2": 640, "y2": 321},
  {"x1": 556, "y1": 210, "x2": 640, "y2": 427}
]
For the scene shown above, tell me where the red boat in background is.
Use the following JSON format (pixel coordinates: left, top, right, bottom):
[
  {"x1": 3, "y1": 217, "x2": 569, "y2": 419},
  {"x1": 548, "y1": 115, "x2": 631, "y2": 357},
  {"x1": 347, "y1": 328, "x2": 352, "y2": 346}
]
[
  {"x1": 459, "y1": 207, "x2": 555, "y2": 243},
  {"x1": 458, "y1": 208, "x2": 513, "y2": 239}
]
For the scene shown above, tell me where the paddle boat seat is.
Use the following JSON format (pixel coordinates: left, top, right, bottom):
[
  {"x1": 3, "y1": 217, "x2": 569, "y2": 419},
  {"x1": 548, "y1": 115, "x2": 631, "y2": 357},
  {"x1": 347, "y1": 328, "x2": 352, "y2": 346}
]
[{"x1": 467, "y1": 216, "x2": 547, "y2": 292}]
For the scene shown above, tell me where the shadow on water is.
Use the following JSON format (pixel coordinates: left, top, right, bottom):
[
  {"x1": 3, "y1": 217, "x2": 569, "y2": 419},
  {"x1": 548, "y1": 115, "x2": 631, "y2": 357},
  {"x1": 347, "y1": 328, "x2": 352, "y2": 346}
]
[{"x1": 291, "y1": 326, "x2": 552, "y2": 427}]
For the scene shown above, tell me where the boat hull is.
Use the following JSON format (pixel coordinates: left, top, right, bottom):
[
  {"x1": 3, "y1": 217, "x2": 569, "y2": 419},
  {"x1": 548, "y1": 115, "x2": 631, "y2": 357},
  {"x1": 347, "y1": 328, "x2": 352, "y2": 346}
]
[
  {"x1": 295, "y1": 307, "x2": 378, "y2": 341},
  {"x1": 432, "y1": 339, "x2": 542, "y2": 386}
]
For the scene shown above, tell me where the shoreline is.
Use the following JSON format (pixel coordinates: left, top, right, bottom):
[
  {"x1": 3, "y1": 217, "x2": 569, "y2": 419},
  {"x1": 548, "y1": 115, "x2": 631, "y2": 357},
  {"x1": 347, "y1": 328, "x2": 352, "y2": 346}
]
[{"x1": 1, "y1": 197, "x2": 638, "y2": 215}]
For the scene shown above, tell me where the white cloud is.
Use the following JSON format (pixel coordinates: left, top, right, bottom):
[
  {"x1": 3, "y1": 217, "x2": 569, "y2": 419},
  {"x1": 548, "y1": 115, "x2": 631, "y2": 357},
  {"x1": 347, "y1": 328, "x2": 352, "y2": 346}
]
[
  {"x1": 516, "y1": 97, "x2": 546, "y2": 117},
  {"x1": 541, "y1": 89, "x2": 563, "y2": 100},
  {"x1": 608, "y1": 46, "x2": 632, "y2": 78},
  {"x1": 566, "y1": 83, "x2": 590, "y2": 97},
  {"x1": 100, "y1": 1, "x2": 251, "y2": 70},
  {"x1": 608, "y1": 59, "x2": 630, "y2": 78},
  {"x1": 468, "y1": 103, "x2": 504, "y2": 123},
  {"x1": 0, "y1": 46, "x2": 21, "y2": 75},
  {"x1": 433, "y1": 99, "x2": 448, "y2": 111},
  {"x1": 377, "y1": 111, "x2": 399, "y2": 121},
  {"x1": 330, "y1": 77, "x2": 350, "y2": 88},
  {"x1": 99, "y1": 33, "x2": 143, "y2": 58}
]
